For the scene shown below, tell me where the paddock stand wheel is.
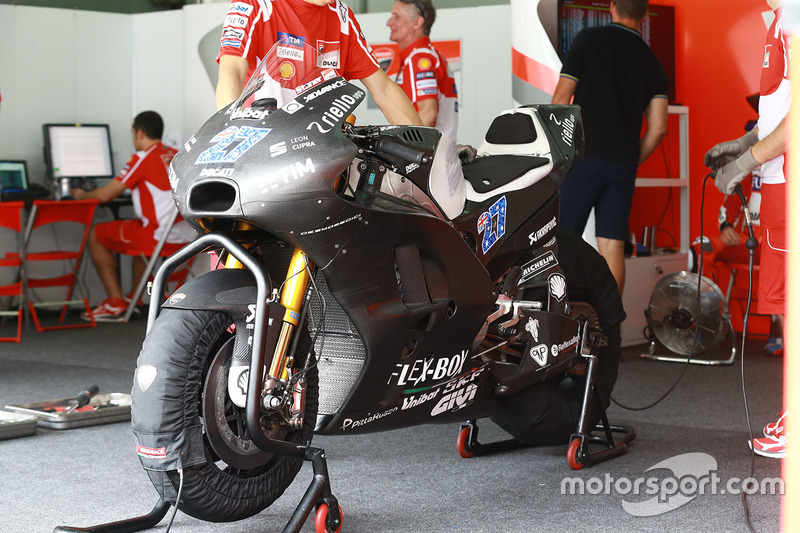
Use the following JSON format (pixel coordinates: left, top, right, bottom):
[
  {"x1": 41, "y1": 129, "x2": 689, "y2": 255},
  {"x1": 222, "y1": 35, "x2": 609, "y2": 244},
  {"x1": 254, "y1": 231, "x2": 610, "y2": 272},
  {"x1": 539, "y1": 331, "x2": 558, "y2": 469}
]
[
  {"x1": 456, "y1": 419, "x2": 526, "y2": 458},
  {"x1": 314, "y1": 502, "x2": 343, "y2": 533},
  {"x1": 567, "y1": 354, "x2": 636, "y2": 470},
  {"x1": 567, "y1": 438, "x2": 584, "y2": 470}
]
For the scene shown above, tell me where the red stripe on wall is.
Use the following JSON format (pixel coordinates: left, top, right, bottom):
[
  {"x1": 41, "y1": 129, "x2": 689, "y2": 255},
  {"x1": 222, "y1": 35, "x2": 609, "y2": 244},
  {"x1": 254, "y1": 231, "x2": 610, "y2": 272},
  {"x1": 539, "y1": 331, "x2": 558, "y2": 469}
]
[{"x1": 511, "y1": 47, "x2": 560, "y2": 94}]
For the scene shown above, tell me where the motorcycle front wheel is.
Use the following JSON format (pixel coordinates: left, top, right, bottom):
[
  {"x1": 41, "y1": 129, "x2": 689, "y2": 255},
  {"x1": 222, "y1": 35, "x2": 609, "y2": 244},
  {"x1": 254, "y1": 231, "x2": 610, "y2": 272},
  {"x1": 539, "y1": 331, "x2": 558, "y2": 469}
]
[{"x1": 131, "y1": 308, "x2": 318, "y2": 522}]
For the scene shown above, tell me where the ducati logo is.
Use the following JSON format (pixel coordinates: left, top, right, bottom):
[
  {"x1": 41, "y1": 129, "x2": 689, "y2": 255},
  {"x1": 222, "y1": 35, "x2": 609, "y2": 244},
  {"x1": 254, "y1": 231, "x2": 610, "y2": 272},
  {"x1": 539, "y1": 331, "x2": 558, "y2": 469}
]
[{"x1": 136, "y1": 365, "x2": 158, "y2": 392}]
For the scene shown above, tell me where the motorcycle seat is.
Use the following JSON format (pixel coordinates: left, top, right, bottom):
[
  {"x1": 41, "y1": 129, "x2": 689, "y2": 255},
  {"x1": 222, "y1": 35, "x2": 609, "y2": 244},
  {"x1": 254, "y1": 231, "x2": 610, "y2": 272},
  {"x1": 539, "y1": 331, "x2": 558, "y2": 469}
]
[{"x1": 462, "y1": 155, "x2": 550, "y2": 194}]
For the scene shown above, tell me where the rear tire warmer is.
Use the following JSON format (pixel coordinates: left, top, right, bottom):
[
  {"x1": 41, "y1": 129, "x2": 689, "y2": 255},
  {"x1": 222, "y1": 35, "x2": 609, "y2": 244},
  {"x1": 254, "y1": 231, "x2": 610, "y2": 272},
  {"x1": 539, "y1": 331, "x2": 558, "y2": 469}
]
[
  {"x1": 490, "y1": 230, "x2": 623, "y2": 446},
  {"x1": 132, "y1": 308, "x2": 318, "y2": 523}
]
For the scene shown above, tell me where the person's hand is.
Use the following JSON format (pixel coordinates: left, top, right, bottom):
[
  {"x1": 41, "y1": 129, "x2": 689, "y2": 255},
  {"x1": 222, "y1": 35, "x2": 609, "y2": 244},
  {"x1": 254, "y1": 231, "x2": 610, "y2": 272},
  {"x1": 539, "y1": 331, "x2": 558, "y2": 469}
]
[
  {"x1": 714, "y1": 149, "x2": 759, "y2": 195},
  {"x1": 455, "y1": 144, "x2": 477, "y2": 164},
  {"x1": 704, "y1": 129, "x2": 758, "y2": 169},
  {"x1": 720, "y1": 226, "x2": 741, "y2": 247}
]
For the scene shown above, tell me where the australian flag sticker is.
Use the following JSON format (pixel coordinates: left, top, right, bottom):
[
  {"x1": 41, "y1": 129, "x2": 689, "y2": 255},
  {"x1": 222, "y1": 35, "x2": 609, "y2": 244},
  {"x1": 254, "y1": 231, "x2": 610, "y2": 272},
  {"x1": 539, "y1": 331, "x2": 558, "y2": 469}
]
[{"x1": 478, "y1": 195, "x2": 507, "y2": 254}]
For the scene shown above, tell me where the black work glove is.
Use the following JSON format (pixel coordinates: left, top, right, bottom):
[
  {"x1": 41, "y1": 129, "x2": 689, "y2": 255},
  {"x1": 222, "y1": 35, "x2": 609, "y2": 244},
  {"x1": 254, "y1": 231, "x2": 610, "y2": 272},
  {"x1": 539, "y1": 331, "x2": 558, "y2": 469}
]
[{"x1": 455, "y1": 144, "x2": 478, "y2": 164}]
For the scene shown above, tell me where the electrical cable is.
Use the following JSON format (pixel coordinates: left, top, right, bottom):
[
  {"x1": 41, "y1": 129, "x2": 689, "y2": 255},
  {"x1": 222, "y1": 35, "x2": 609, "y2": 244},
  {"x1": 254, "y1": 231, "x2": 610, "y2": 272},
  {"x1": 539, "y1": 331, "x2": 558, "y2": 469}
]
[
  {"x1": 733, "y1": 184, "x2": 759, "y2": 533},
  {"x1": 163, "y1": 467, "x2": 184, "y2": 533},
  {"x1": 612, "y1": 171, "x2": 761, "y2": 531},
  {"x1": 609, "y1": 175, "x2": 715, "y2": 411}
]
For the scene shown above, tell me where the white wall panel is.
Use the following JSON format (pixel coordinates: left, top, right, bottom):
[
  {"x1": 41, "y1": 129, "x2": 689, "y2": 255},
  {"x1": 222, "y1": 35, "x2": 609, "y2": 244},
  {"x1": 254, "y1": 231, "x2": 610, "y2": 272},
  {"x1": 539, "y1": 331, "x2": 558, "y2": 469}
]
[
  {"x1": 74, "y1": 10, "x2": 132, "y2": 173},
  {"x1": 0, "y1": 6, "x2": 132, "y2": 183},
  {"x1": 182, "y1": 3, "x2": 229, "y2": 137},
  {"x1": 355, "y1": 5, "x2": 512, "y2": 147},
  {"x1": 132, "y1": 10, "x2": 185, "y2": 150}
]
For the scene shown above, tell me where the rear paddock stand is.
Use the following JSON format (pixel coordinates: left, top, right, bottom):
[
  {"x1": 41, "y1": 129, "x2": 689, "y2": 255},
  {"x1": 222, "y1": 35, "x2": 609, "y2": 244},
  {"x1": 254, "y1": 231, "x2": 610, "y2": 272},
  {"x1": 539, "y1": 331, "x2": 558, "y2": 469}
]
[
  {"x1": 456, "y1": 355, "x2": 635, "y2": 470},
  {"x1": 53, "y1": 446, "x2": 342, "y2": 533}
]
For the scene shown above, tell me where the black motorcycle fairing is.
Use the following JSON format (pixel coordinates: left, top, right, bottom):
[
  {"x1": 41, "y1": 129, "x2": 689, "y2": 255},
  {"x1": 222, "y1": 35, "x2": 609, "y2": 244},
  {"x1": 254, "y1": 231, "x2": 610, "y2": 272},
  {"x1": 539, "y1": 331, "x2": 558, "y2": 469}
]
[
  {"x1": 171, "y1": 77, "x2": 364, "y2": 237},
  {"x1": 311, "y1": 203, "x2": 499, "y2": 435},
  {"x1": 482, "y1": 191, "x2": 561, "y2": 282}
]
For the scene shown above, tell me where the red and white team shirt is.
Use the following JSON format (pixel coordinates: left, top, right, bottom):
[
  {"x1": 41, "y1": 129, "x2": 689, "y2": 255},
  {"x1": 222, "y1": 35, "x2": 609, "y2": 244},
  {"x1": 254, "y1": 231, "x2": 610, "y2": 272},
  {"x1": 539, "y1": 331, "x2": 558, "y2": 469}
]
[
  {"x1": 217, "y1": 0, "x2": 380, "y2": 85},
  {"x1": 395, "y1": 37, "x2": 458, "y2": 141},
  {"x1": 117, "y1": 143, "x2": 194, "y2": 244},
  {"x1": 758, "y1": 7, "x2": 790, "y2": 185}
]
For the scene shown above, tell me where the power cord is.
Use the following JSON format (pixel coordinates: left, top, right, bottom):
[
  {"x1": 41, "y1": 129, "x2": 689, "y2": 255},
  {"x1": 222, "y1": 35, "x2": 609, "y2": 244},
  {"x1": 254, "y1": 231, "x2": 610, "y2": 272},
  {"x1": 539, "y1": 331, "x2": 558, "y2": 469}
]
[
  {"x1": 609, "y1": 175, "x2": 714, "y2": 411},
  {"x1": 611, "y1": 172, "x2": 762, "y2": 532}
]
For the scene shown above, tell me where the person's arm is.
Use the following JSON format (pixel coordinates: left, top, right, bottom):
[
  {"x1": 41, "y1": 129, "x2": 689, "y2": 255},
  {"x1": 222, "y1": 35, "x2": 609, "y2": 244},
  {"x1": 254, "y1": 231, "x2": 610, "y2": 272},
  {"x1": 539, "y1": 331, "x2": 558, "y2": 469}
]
[
  {"x1": 638, "y1": 97, "x2": 669, "y2": 165},
  {"x1": 551, "y1": 75, "x2": 577, "y2": 105},
  {"x1": 416, "y1": 98, "x2": 438, "y2": 127},
  {"x1": 752, "y1": 117, "x2": 787, "y2": 164},
  {"x1": 70, "y1": 179, "x2": 127, "y2": 204},
  {"x1": 216, "y1": 55, "x2": 250, "y2": 111},
  {"x1": 361, "y1": 69, "x2": 423, "y2": 126}
]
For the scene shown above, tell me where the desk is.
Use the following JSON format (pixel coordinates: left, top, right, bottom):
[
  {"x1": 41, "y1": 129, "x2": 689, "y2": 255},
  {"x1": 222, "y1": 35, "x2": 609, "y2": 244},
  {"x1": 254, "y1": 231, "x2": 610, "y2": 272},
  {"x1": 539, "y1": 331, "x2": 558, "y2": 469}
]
[{"x1": 100, "y1": 196, "x2": 132, "y2": 220}]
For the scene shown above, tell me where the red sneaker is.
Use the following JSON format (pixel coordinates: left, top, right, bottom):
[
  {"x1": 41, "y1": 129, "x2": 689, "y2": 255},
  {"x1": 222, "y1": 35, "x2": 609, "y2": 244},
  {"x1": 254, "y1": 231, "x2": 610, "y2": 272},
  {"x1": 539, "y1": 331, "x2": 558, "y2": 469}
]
[
  {"x1": 749, "y1": 434, "x2": 788, "y2": 458},
  {"x1": 81, "y1": 298, "x2": 127, "y2": 323},
  {"x1": 764, "y1": 410, "x2": 789, "y2": 438}
]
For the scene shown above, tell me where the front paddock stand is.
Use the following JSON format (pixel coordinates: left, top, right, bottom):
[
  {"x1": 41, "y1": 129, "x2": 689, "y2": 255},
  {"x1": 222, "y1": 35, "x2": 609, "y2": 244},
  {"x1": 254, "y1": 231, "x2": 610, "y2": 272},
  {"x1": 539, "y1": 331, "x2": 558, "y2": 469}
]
[
  {"x1": 53, "y1": 446, "x2": 342, "y2": 533},
  {"x1": 53, "y1": 500, "x2": 170, "y2": 533}
]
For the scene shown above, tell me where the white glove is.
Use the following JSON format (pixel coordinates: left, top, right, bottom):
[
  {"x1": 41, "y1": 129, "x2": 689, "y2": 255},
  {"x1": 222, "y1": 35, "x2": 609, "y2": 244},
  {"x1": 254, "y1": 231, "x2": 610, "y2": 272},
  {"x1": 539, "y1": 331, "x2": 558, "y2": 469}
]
[
  {"x1": 714, "y1": 148, "x2": 759, "y2": 195},
  {"x1": 704, "y1": 129, "x2": 758, "y2": 169}
]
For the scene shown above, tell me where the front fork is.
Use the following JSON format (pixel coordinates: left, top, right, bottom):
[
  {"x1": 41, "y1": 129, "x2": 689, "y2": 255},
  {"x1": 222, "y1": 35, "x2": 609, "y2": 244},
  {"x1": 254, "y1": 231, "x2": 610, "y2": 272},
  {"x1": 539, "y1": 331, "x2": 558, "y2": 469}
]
[{"x1": 222, "y1": 247, "x2": 313, "y2": 429}]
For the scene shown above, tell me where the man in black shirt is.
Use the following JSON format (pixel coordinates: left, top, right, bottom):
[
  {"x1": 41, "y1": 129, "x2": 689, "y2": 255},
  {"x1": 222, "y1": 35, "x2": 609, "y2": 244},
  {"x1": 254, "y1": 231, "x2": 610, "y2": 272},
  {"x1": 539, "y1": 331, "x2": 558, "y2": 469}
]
[{"x1": 552, "y1": 0, "x2": 669, "y2": 296}]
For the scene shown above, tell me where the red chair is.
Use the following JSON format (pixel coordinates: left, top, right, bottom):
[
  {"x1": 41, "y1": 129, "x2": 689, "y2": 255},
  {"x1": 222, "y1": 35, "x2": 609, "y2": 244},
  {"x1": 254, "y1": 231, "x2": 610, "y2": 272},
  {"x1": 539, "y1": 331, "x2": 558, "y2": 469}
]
[
  {"x1": 694, "y1": 234, "x2": 769, "y2": 337},
  {"x1": 120, "y1": 209, "x2": 196, "y2": 323},
  {"x1": 23, "y1": 199, "x2": 100, "y2": 331},
  {"x1": 0, "y1": 202, "x2": 26, "y2": 342}
]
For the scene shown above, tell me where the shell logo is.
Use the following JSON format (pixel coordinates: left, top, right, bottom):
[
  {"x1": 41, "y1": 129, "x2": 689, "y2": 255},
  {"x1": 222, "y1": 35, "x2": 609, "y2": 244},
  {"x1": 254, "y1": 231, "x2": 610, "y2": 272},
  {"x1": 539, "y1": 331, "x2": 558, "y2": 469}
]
[
  {"x1": 417, "y1": 57, "x2": 432, "y2": 70},
  {"x1": 279, "y1": 61, "x2": 295, "y2": 79}
]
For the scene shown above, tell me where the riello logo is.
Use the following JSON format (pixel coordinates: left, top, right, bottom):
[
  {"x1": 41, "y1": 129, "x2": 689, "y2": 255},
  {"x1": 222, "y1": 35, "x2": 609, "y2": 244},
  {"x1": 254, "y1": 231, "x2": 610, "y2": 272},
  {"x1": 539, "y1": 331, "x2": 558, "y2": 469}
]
[{"x1": 307, "y1": 92, "x2": 363, "y2": 133}]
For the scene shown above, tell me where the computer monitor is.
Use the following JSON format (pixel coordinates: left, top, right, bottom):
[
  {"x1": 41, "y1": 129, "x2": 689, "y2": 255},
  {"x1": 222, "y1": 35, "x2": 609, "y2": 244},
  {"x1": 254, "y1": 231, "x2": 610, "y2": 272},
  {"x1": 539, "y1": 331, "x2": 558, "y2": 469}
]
[
  {"x1": 557, "y1": 0, "x2": 677, "y2": 103},
  {"x1": 0, "y1": 160, "x2": 29, "y2": 193},
  {"x1": 43, "y1": 124, "x2": 114, "y2": 181}
]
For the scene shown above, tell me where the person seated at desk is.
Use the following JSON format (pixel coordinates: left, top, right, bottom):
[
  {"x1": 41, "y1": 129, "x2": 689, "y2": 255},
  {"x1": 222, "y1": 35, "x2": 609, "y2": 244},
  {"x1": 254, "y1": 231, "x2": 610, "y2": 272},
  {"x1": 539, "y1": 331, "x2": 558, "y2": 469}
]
[{"x1": 70, "y1": 111, "x2": 196, "y2": 322}]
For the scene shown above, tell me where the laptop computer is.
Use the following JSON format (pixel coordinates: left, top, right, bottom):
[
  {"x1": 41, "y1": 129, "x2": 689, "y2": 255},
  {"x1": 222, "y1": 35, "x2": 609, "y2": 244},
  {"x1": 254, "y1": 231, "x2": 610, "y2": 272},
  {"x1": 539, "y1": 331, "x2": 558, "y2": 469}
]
[
  {"x1": 0, "y1": 160, "x2": 50, "y2": 201},
  {"x1": 0, "y1": 160, "x2": 29, "y2": 197}
]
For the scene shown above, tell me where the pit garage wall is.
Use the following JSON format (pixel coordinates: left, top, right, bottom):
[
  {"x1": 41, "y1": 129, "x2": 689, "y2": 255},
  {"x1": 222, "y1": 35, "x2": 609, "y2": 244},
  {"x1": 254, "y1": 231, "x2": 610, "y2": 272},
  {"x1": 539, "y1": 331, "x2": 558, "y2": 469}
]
[{"x1": 0, "y1": 1, "x2": 779, "y2": 303}]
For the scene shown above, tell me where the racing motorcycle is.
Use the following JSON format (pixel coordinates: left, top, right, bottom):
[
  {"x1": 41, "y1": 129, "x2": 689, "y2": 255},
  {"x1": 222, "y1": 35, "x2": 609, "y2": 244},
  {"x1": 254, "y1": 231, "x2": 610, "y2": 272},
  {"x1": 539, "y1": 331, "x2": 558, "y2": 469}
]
[{"x1": 129, "y1": 42, "x2": 630, "y2": 533}]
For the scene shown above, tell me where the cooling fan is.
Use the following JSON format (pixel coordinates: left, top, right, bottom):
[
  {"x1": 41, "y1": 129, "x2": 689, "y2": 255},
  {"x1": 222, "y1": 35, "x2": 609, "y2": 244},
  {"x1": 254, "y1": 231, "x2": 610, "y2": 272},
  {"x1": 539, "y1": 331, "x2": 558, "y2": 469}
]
[{"x1": 641, "y1": 271, "x2": 736, "y2": 365}]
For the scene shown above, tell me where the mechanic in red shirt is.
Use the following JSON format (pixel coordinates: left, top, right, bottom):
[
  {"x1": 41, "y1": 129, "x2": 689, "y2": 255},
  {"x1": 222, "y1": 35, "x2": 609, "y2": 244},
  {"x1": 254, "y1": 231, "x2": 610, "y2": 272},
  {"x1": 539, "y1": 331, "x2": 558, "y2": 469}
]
[
  {"x1": 71, "y1": 111, "x2": 196, "y2": 322},
  {"x1": 386, "y1": 0, "x2": 458, "y2": 141},
  {"x1": 215, "y1": 0, "x2": 422, "y2": 128}
]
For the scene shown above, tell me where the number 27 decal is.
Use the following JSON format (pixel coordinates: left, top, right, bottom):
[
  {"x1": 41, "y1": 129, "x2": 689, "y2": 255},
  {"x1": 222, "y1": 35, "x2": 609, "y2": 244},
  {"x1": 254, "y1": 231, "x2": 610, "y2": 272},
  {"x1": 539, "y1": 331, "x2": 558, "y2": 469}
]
[
  {"x1": 195, "y1": 126, "x2": 271, "y2": 165},
  {"x1": 477, "y1": 195, "x2": 507, "y2": 255}
]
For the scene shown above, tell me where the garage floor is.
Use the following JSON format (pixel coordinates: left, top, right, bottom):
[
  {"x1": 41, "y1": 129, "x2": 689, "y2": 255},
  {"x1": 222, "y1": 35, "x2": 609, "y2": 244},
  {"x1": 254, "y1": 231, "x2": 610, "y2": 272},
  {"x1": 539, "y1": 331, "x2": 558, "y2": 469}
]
[{"x1": 0, "y1": 316, "x2": 783, "y2": 533}]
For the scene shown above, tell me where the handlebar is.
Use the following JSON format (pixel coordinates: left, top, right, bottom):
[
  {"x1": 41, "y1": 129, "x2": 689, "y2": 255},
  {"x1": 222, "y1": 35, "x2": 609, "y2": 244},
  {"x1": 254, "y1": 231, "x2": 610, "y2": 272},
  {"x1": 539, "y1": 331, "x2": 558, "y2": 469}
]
[{"x1": 373, "y1": 138, "x2": 431, "y2": 165}]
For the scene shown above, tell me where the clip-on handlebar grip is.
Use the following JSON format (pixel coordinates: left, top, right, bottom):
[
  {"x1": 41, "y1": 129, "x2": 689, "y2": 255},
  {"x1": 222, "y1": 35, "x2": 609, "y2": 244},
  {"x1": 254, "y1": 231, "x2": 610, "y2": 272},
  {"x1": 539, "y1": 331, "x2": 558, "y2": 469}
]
[{"x1": 374, "y1": 138, "x2": 431, "y2": 165}]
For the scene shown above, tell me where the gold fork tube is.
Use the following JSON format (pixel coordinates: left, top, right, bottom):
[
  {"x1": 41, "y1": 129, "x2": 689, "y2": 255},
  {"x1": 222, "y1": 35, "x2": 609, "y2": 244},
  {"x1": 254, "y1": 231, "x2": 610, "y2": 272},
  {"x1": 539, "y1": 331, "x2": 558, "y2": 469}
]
[{"x1": 267, "y1": 249, "x2": 313, "y2": 380}]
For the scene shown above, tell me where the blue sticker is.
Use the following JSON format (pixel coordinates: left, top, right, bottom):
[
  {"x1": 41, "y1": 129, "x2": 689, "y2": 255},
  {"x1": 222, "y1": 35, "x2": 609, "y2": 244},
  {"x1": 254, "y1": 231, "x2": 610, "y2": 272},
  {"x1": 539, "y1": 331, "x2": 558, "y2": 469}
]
[
  {"x1": 195, "y1": 126, "x2": 271, "y2": 165},
  {"x1": 277, "y1": 32, "x2": 305, "y2": 48},
  {"x1": 477, "y1": 195, "x2": 507, "y2": 254}
]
